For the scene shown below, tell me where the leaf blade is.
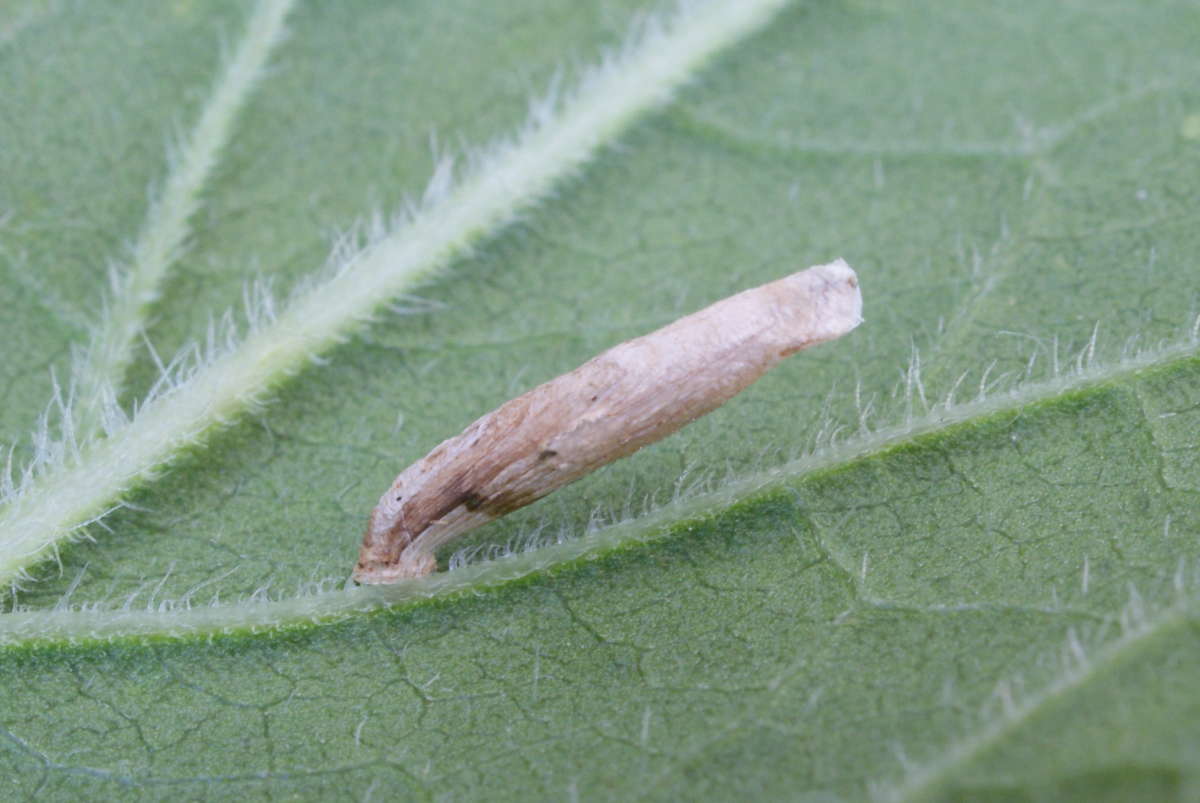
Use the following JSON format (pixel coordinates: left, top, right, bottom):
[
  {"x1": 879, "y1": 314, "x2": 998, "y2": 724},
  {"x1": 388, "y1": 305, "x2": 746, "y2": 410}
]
[{"x1": 2, "y1": 1, "x2": 1199, "y2": 799}]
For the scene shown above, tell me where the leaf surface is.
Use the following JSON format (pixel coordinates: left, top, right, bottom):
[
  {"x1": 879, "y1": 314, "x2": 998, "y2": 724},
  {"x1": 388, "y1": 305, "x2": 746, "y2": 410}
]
[{"x1": 1, "y1": 1, "x2": 1199, "y2": 800}]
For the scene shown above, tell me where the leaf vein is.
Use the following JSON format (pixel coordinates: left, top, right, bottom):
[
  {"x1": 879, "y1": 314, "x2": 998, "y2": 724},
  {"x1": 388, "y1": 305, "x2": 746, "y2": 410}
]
[
  {"x1": 2, "y1": 335, "x2": 1194, "y2": 647},
  {"x1": 0, "y1": 0, "x2": 791, "y2": 590}
]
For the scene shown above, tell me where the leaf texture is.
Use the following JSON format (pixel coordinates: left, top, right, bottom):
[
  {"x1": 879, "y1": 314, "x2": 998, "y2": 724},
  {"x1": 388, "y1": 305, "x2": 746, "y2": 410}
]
[{"x1": 1, "y1": 0, "x2": 1198, "y2": 800}]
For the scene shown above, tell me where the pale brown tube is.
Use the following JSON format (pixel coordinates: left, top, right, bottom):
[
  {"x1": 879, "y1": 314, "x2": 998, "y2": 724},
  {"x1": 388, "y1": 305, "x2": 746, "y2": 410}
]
[{"x1": 353, "y1": 259, "x2": 863, "y2": 583}]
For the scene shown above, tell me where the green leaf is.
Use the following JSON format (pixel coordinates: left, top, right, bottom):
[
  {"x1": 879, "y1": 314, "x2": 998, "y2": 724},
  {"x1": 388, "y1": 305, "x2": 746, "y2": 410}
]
[{"x1": 2, "y1": 0, "x2": 1198, "y2": 800}]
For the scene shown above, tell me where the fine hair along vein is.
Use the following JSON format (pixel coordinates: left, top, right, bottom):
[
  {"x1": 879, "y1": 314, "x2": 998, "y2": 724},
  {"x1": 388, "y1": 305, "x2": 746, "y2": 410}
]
[
  {"x1": 354, "y1": 260, "x2": 863, "y2": 583},
  {"x1": 0, "y1": 0, "x2": 793, "y2": 590}
]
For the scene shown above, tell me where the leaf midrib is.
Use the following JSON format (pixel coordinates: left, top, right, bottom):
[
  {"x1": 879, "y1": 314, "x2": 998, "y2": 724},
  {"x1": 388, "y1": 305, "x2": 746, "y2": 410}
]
[{"x1": 3, "y1": 337, "x2": 1194, "y2": 649}]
